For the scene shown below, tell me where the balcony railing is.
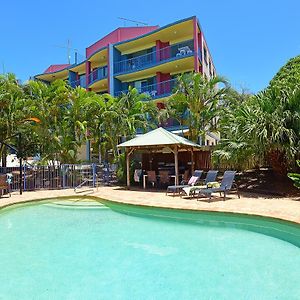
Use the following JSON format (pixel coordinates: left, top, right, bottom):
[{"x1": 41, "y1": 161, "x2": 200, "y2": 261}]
[
  {"x1": 115, "y1": 78, "x2": 177, "y2": 99},
  {"x1": 88, "y1": 66, "x2": 108, "y2": 85},
  {"x1": 70, "y1": 75, "x2": 86, "y2": 88},
  {"x1": 114, "y1": 40, "x2": 194, "y2": 74}
]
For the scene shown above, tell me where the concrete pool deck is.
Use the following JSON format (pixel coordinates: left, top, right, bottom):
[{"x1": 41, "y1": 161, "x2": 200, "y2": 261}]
[{"x1": 1, "y1": 187, "x2": 300, "y2": 224}]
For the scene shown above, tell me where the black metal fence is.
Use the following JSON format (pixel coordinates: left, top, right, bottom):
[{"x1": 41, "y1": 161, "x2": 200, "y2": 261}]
[{"x1": 0, "y1": 163, "x2": 117, "y2": 192}]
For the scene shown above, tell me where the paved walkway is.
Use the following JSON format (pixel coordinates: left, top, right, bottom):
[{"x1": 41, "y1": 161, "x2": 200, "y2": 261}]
[{"x1": 1, "y1": 187, "x2": 300, "y2": 224}]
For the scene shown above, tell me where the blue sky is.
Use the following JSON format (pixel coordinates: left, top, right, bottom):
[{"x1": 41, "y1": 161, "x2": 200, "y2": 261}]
[{"x1": 1, "y1": 0, "x2": 299, "y2": 92}]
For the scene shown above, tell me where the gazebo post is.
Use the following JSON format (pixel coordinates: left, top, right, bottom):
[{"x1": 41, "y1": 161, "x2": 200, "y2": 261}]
[
  {"x1": 126, "y1": 148, "x2": 134, "y2": 188},
  {"x1": 191, "y1": 148, "x2": 194, "y2": 174},
  {"x1": 174, "y1": 146, "x2": 179, "y2": 185}
]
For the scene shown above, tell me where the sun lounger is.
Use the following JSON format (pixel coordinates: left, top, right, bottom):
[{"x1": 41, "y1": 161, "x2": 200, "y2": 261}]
[
  {"x1": 193, "y1": 171, "x2": 239, "y2": 202},
  {"x1": 182, "y1": 170, "x2": 218, "y2": 197},
  {"x1": 166, "y1": 170, "x2": 203, "y2": 196}
]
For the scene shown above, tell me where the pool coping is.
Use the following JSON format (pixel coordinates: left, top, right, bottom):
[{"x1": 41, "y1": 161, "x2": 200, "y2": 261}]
[{"x1": 1, "y1": 187, "x2": 300, "y2": 226}]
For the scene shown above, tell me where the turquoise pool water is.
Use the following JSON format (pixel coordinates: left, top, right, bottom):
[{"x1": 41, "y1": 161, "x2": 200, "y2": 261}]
[{"x1": 0, "y1": 199, "x2": 300, "y2": 299}]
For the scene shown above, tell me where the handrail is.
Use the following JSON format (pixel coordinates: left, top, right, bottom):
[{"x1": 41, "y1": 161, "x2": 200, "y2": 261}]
[
  {"x1": 114, "y1": 39, "x2": 194, "y2": 74},
  {"x1": 88, "y1": 66, "x2": 108, "y2": 85},
  {"x1": 115, "y1": 78, "x2": 177, "y2": 98},
  {"x1": 74, "y1": 174, "x2": 98, "y2": 193},
  {"x1": 69, "y1": 76, "x2": 86, "y2": 88}
]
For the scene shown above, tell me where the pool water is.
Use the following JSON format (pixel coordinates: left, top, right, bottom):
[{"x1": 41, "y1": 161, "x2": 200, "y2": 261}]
[{"x1": 0, "y1": 199, "x2": 300, "y2": 299}]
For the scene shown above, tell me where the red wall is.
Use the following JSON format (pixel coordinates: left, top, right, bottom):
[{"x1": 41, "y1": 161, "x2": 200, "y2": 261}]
[
  {"x1": 156, "y1": 40, "x2": 170, "y2": 61},
  {"x1": 156, "y1": 72, "x2": 171, "y2": 95},
  {"x1": 86, "y1": 26, "x2": 158, "y2": 57}
]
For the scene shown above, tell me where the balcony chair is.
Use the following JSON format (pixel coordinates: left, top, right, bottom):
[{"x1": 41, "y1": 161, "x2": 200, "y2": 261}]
[{"x1": 176, "y1": 46, "x2": 193, "y2": 57}]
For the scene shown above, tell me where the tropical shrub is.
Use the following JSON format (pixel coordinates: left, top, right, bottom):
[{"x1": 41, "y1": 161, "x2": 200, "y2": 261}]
[
  {"x1": 288, "y1": 161, "x2": 300, "y2": 189},
  {"x1": 167, "y1": 72, "x2": 229, "y2": 143},
  {"x1": 214, "y1": 56, "x2": 300, "y2": 173}
]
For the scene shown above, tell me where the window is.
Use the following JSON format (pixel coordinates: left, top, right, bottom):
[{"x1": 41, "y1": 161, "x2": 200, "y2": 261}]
[{"x1": 203, "y1": 47, "x2": 208, "y2": 65}]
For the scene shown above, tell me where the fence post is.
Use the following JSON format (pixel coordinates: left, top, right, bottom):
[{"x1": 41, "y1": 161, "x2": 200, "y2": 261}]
[
  {"x1": 72, "y1": 165, "x2": 75, "y2": 188},
  {"x1": 23, "y1": 164, "x2": 26, "y2": 191},
  {"x1": 92, "y1": 163, "x2": 96, "y2": 187},
  {"x1": 62, "y1": 164, "x2": 66, "y2": 189}
]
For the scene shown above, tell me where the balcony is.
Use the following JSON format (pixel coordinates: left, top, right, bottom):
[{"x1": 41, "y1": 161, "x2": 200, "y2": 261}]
[
  {"x1": 114, "y1": 40, "x2": 194, "y2": 75},
  {"x1": 115, "y1": 78, "x2": 177, "y2": 100},
  {"x1": 70, "y1": 75, "x2": 86, "y2": 88},
  {"x1": 88, "y1": 66, "x2": 108, "y2": 86}
]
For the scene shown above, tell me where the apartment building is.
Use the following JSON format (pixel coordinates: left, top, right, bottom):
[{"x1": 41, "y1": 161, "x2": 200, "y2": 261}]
[
  {"x1": 35, "y1": 16, "x2": 217, "y2": 160},
  {"x1": 36, "y1": 16, "x2": 215, "y2": 97}
]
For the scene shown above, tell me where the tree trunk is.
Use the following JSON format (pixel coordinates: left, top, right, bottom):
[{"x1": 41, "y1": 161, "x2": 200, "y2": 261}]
[
  {"x1": 267, "y1": 149, "x2": 287, "y2": 175},
  {"x1": 1, "y1": 146, "x2": 7, "y2": 168}
]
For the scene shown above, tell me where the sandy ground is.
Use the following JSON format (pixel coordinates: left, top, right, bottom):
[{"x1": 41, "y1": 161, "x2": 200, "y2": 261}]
[{"x1": 1, "y1": 186, "x2": 300, "y2": 224}]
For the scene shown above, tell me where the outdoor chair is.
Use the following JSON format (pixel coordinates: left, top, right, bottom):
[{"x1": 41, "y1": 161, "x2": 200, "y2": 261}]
[
  {"x1": 159, "y1": 170, "x2": 170, "y2": 187},
  {"x1": 193, "y1": 171, "x2": 239, "y2": 202},
  {"x1": 181, "y1": 169, "x2": 190, "y2": 184},
  {"x1": 134, "y1": 169, "x2": 142, "y2": 183},
  {"x1": 166, "y1": 170, "x2": 203, "y2": 196},
  {"x1": 0, "y1": 174, "x2": 11, "y2": 198},
  {"x1": 147, "y1": 171, "x2": 157, "y2": 188},
  {"x1": 181, "y1": 170, "x2": 218, "y2": 197}
]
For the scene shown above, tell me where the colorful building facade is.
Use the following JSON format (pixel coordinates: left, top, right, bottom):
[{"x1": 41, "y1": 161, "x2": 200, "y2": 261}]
[
  {"x1": 35, "y1": 16, "x2": 216, "y2": 101},
  {"x1": 35, "y1": 16, "x2": 217, "y2": 160}
]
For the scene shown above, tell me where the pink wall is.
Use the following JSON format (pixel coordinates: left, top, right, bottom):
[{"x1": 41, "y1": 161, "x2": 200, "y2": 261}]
[
  {"x1": 86, "y1": 26, "x2": 158, "y2": 58},
  {"x1": 44, "y1": 64, "x2": 70, "y2": 73}
]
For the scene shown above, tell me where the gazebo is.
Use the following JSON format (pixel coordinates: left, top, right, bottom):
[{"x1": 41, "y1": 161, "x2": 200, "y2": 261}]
[{"x1": 117, "y1": 127, "x2": 205, "y2": 188}]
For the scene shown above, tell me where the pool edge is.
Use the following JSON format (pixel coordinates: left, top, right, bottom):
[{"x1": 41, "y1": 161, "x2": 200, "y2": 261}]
[{"x1": 1, "y1": 193, "x2": 300, "y2": 227}]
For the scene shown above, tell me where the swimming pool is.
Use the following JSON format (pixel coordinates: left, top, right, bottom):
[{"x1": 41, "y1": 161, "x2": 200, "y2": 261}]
[{"x1": 0, "y1": 198, "x2": 300, "y2": 299}]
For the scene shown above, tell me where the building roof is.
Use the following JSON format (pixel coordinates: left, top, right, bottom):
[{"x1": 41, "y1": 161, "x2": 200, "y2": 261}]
[
  {"x1": 86, "y1": 26, "x2": 159, "y2": 58},
  {"x1": 118, "y1": 127, "x2": 201, "y2": 149},
  {"x1": 44, "y1": 64, "x2": 70, "y2": 73}
]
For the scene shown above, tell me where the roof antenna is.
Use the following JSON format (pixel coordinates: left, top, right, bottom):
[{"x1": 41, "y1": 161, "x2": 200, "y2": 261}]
[
  {"x1": 53, "y1": 39, "x2": 78, "y2": 64},
  {"x1": 118, "y1": 17, "x2": 148, "y2": 27},
  {"x1": 1, "y1": 62, "x2": 5, "y2": 74}
]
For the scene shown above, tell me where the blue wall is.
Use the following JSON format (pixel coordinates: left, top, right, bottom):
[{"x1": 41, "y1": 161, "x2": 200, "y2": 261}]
[{"x1": 68, "y1": 71, "x2": 77, "y2": 88}]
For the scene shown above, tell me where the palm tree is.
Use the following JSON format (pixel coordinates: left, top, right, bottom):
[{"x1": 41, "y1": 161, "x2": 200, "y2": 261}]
[
  {"x1": 92, "y1": 93, "x2": 122, "y2": 160},
  {"x1": 25, "y1": 80, "x2": 92, "y2": 164},
  {"x1": 212, "y1": 89, "x2": 259, "y2": 170},
  {"x1": 118, "y1": 86, "x2": 157, "y2": 138},
  {"x1": 214, "y1": 55, "x2": 300, "y2": 173},
  {"x1": 167, "y1": 72, "x2": 229, "y2": 143},
  {"x1": 213, "y1": 85, "x2": 300, "y2": 173},
  {"x1": 88, "y1": 87, "x2": 157, "y2": 161},
  {"x1": 0, "y1": 73, "x2": 27, "y2": 166}
]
